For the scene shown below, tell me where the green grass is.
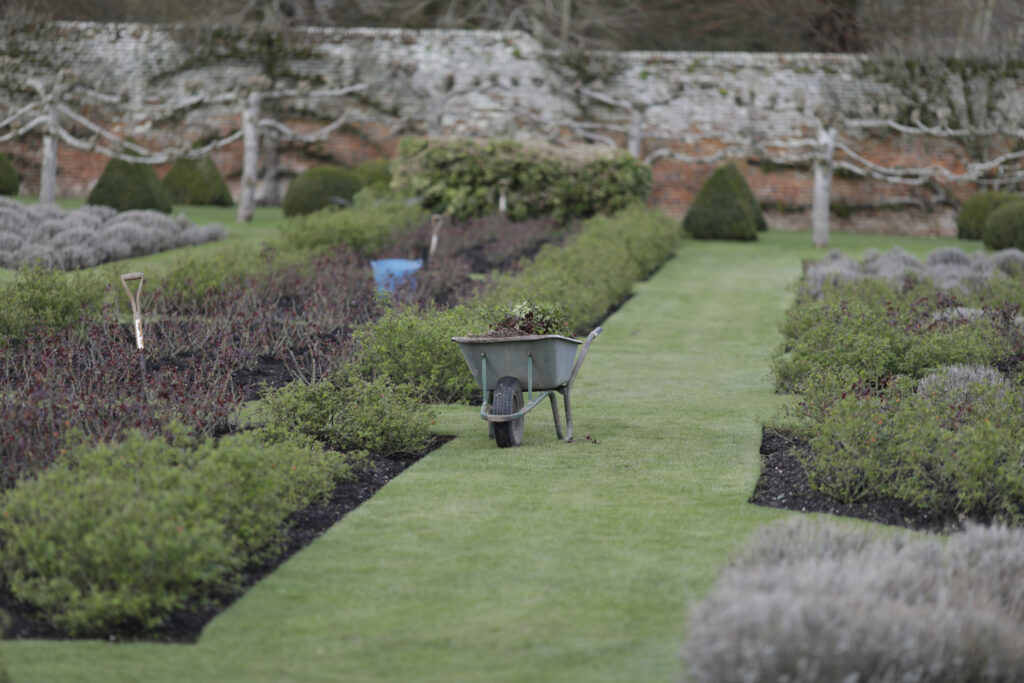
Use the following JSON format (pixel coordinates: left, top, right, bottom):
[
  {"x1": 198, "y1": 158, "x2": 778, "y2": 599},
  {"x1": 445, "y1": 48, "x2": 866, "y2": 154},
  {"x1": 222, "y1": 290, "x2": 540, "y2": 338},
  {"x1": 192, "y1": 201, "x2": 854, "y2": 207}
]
[
  {"x1": 0, "y1": 198, "x2": 284, "y2": 287},
  {"x1": 0, "y1": 229, "x2": 978, "y2": 681}
]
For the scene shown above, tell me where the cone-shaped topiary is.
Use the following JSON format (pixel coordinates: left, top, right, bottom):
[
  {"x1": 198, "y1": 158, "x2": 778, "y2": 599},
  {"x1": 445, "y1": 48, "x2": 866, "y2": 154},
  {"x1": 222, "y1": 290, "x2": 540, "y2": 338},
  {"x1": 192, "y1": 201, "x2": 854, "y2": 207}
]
[
  {"x1": 349, "y1": 158, "x2": 392, "y2": 193},
  {"x1": 957, "y1": 191, "x2": 1018, "y2": 240},
  {"x1": 161, "y1": 156, "x2": 233, "y2": 206},
  {"x1": 282, "y1": 165, "x2": 362, "y2": 217},
  {"x1": 0, "y1": 152, "x2": 19, "y2": 196},
  {"x1": 982, "y1": 199, "x2": 1024, "y2": 249},
  {"x1": 87, "y1": 158, "x2": 172, "y2": 213},
  {"x1": 683, "y1": 164, "x2": 758, "y2": 240},
  {"x1": 721, "y1": 162, "x2": 767, "y2": 231}
]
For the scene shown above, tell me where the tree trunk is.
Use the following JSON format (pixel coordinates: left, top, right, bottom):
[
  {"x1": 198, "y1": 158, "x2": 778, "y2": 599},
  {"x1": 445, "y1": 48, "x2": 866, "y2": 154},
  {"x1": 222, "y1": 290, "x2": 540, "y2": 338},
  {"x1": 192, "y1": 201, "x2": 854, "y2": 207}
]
[
  {"x1": 39, "y1": 102, "x2": 59, "y2": 203},
  {"x1": 236, "y1": 91, "x2": 261, "y2": 223},
  {"x1": 811, "y1": 126, "x2": 837, "y2": 249}
]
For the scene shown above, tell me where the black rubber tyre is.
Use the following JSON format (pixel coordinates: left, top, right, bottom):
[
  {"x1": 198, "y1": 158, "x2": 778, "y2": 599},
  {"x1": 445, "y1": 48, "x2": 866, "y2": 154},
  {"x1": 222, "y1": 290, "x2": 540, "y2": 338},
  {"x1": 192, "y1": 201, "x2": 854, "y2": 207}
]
[{"x1": 493, "y1": 376, "x2": 524, "y2": 448}]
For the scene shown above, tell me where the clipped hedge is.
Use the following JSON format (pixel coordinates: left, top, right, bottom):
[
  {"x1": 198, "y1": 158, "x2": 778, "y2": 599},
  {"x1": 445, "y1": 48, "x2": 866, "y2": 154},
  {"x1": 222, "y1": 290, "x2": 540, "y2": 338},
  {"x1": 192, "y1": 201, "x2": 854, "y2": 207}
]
[
  {"x1": 0, "y1": 152, "x2": 19, "y2": 196},
  {"x1": 0, "y1": 427, "x2": 352, "y2": 635},
  {"x1": 0, "y1": 263, "x2": 105, "y2": 343},
  {"x1": 958, "y1": 190, "x2": 1018, "y2": 240},
  {"x1": 282, "y1": 165, "x2": 362, "y2": 217},
  {"x1": 723, "y1": 162, "x2": 767, "y2": 231},
  {"x1": 161, "y1": 156, "x2": 234, "y2": 206},
  {"x1": 277, "y1": 188, "x2": 427, "y2": 256},
  {"x1": 683, "y1": 164, "x2": 758, "y2": 240},
  {"x1": 87, "y1": 158, "x2": 173, "y2": 213},
  {"x1": 983, "y1": 199, "x2": 1024, "y2": 250},
  {"x1": 392, "y1": 137, "x2": 651, "y2": 223}
]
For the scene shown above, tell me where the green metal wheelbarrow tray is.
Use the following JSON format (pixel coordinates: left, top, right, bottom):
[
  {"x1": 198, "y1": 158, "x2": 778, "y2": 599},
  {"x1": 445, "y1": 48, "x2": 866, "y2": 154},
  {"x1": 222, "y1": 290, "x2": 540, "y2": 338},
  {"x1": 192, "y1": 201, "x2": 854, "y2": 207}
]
[{"x1": 451, "y1": 327, "x2": 602, "y2": 447}]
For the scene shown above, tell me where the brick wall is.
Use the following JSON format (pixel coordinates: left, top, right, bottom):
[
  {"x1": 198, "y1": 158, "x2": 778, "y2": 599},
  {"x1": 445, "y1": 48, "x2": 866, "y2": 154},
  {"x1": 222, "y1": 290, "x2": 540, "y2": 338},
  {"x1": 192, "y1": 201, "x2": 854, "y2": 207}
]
[{"x1": 2, "y1": 22, "x2": 1019, "y2": 237}]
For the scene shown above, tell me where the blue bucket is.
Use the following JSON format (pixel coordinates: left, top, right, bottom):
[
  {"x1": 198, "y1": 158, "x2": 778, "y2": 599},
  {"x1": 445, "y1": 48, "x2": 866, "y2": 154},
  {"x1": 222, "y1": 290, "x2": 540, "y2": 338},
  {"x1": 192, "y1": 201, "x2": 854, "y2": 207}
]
[{"x1": 370, "y1": 258, "x2": 423, "y2": 292}]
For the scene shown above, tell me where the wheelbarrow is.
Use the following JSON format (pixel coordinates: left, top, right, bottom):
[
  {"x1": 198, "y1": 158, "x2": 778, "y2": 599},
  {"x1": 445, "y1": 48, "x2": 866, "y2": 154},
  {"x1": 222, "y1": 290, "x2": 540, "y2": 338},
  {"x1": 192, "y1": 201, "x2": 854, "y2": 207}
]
[{"x1": 451, "y1": 327, "x2": 602, "y2": 447}]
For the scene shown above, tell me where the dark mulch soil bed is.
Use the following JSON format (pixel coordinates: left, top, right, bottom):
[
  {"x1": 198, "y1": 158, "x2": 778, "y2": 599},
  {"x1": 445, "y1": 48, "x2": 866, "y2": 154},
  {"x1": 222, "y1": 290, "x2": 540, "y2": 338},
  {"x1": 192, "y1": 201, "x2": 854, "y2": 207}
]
[
  {"x1": 751, "y1": 427, "x2": 962, "y2": 534},
  {"x1": 0, "y1": 435, "x2": 453, "y2": 644}
]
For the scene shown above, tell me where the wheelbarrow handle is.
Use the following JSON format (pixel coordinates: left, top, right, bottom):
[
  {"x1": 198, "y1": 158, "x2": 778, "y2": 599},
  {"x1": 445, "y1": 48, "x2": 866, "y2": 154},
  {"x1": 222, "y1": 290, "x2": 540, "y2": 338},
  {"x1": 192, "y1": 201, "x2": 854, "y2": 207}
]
[{"x1": 567, "y1": 326, "x2": 602, "y2": 389}]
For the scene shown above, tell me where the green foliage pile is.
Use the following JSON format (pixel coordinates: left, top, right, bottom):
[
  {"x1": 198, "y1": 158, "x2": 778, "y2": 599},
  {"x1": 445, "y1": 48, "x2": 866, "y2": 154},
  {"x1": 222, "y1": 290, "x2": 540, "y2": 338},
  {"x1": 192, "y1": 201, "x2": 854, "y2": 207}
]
[
  {"x1": 277, "y1": 187, "x2": 427, "y2": 256},
  {"x1": 0, "y1": 427, "x2": 352, "y2": 635},
  {"x1": 161, "y1": 156, "x2": 234, "y2": 206},
  {"x1": 487, "y1": 300, "x2": 572, "y2": 336},
  {"x1": 0, "y1": 263, "x2": 104, "y2": 343},
  {"x1": 682, "y1": 163, "x2": 759, "y2": 240},
  {"x1": 0, "y1": 152, "x2": 19, "y2": 195},
  {"x1": 257, "y1": 368, "x2": 436, "y2": 457},
  {"x1": 982, "y1": 199, "x2": 1024, "y2": 250},
  {"x1": 957, "y1": 190, "x2": 1018, "y2": 240},
  {"x1": 773, "y1": 250, "x2": 1024, "y2": 523},
  {"x1": 282, "y1": 165, "x2": 362, "y2": 217},
  {"x1": 87, "y1": 158, "x2": 173, "y2": 213},
  {"x1": 353, "y1": 203, "x2": 678, "y2": 403},
  {"x1": 392, "y1": 138, "x2": 651, "y2": 223}
]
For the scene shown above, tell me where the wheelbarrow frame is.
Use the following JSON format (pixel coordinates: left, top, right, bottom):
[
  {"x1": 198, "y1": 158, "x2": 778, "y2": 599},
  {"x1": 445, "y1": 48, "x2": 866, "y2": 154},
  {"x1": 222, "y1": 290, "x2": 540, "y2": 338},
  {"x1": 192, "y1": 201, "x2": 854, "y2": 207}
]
[{"x1": 452, "y1": 327, "x2": 602, "y2": 446}]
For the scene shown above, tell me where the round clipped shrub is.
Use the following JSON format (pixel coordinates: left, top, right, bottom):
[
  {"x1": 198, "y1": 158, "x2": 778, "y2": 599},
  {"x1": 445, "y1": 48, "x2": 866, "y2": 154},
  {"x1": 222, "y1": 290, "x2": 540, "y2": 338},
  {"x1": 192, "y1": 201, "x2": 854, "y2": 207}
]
[
  {"x1": 0, "y1": 152, "x2": 19, "y2": 196},
  {"x1": 957, "y1": 191, "x2": 1018, "y2": 240},
  {"x1": 161, "y1": 156, "x2": 233, "y2": 206},
  {"x1": 721, "y1": 162, "x2": 767, "y2": 231},
  {"x1": 282, "y1": 165, "x2": 362, "y2": 217},
  {"x1": 349, "y1": 158, "x2": 392, "y2": 193},
  {"x1": 982, "y1": 199, "x2": 1024, "y2": 250},
  {"x1": 87, "y1": 158, "x2": 172, "y2": 213},
  {"x1": 683, "y1": 164, "x2": 758, "y2": 241}
]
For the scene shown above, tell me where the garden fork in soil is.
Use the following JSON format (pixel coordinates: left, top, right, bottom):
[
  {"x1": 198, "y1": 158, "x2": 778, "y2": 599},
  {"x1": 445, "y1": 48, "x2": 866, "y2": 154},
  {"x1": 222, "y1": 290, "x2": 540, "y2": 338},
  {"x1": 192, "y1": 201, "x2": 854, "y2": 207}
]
[{"x1": 120, "y1": 272, "x2": 147, "y2": 382}]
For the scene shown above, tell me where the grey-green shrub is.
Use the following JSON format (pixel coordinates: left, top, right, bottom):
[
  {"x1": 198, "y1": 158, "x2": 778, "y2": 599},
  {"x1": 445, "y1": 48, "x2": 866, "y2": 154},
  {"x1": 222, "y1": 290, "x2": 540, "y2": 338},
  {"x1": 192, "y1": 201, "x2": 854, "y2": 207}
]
[
  {"x1": 0, "y1": 427, "x2": 350, "y2": 634},
  {"x1": 682, "y1": 163, "x2": 758, "y2": 240},
  {"x1": 958, "y1": 190, "x2": 1018, "y2": 240},
  {"x1": 685, "y1": 518, "x2": 1024, "y2": 683},
  {"x1": 258, "y1": 368, "x2": 436, "y2": 456},
  {"x1": 983, "y1": 199, "x2": 1024, "y2": 250}
]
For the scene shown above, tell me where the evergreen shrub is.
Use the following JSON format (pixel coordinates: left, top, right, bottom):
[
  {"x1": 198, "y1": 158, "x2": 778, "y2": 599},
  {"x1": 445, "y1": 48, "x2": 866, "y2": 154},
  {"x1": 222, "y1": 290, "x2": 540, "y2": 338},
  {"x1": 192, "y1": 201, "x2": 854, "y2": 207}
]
[
  {"x1": 0, "y1": 427, "x2": 350, "y2": 634},
  {"x1": 983, "y1": 199, "x2": 1024, "y2": 250},
  {"x1": 0, "y1": 152, "x2": 19, "y2": 196},
  {"x1": 349, "y1": 158, "x2": 392, "y2": 192},
  {"x1": 161, "y1": 156, "x2": 234, "y2": 206},
  {"x1": 282, "y1": 165, "x2": 362, "y2": 217},
  {"x1": 0, "y1": 263, "x2": 104, "y2": 342},
  {"x1": 87, "y1": 158, "x2": 172, "y2": 213},
  {"x1": 722, "y1": 162, "x2": 767, "y2": 231},
  {"x1": 958, "y1": 190, "x2": 1018, "y2": 240},
  {"x1": 683, "y1": 164, "x2": 758, "y2": 240}
]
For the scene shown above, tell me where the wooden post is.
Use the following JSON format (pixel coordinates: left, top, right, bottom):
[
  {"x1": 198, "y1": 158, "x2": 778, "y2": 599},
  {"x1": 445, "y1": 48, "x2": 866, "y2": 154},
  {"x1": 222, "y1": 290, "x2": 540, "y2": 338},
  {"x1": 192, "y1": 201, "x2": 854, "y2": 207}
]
[
  {"x1": 811, "y1": 125, "x2": 837, "y2": 249},
  {"x1": 236, "y1": 91, "x2": 260, "y2": 223}
]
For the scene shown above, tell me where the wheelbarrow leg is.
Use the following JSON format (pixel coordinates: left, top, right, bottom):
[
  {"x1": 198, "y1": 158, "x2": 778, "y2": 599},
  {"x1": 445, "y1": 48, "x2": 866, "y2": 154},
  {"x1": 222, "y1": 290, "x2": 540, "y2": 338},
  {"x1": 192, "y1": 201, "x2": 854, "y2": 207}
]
[
  {"x1": 563, "y1": 389, "x2": 574, "y2": 442},
  {"x1": 487, "y1": 389, "x2": 495, "y2": 439},
  {"x1": 548, "y1": 392, "x2": 565, "y2": 440}
]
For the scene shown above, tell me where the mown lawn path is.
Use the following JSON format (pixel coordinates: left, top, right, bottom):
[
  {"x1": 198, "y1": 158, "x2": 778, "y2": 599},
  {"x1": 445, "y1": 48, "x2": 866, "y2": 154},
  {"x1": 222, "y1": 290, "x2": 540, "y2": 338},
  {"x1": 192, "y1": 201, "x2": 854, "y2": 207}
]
[{"x1": 3, "y1": 232, "x2": 960, "y2": 682}]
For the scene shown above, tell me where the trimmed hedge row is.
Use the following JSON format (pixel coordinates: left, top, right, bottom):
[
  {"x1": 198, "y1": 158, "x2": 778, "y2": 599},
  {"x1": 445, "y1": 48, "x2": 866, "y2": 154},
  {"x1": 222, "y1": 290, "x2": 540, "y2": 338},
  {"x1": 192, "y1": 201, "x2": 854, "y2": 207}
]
[
  {"x1": 392, "y1": 138, "x2": 651, "y2": 223},
  {"x1": 351, "y1": 203, "x2": 679, "y2": 402}
]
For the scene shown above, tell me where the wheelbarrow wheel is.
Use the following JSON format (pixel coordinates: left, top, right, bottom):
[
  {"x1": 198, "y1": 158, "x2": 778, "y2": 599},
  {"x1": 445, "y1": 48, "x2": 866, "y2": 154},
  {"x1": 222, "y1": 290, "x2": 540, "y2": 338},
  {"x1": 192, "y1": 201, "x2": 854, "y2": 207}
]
[{"x1": 493, "y1": 376, "x2": 524, "y2": 448}]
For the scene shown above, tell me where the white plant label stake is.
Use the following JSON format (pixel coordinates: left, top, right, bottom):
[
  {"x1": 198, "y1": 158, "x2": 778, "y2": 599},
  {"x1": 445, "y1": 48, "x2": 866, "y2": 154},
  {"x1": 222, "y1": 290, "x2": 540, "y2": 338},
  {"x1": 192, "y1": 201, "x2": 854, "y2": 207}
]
[{"x1": 120, "y1": 272, "x2": 145, "y2": 350}]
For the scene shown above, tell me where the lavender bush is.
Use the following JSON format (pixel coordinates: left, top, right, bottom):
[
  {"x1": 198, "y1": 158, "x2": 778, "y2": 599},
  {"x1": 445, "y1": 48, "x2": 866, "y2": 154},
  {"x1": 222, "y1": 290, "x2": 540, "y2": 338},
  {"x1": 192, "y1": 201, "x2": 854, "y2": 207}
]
[{"x1": 0, "y1": 198, "x2": 225, "y2": 271}]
